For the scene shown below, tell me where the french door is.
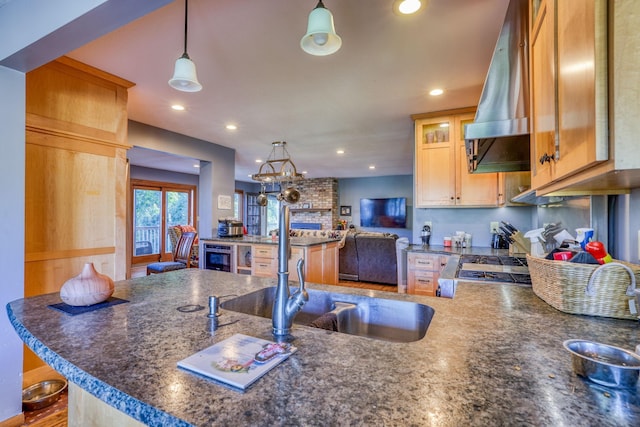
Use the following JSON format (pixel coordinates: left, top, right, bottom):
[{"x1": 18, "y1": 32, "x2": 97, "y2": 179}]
[{"x1": 131, "y1": 179, "x2": 196, "y2": 264}]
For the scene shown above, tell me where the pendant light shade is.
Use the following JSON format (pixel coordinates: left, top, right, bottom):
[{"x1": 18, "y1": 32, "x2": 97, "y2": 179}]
[
  {"x1": 169, "y1": 0, "x2": 202, "y2": 92},
  {"x1": 169, "y1": 53, "x2": 202, "y2": 92},
  {"x1": 300, "y1": 0, "x2": 341, "y2": 56}
]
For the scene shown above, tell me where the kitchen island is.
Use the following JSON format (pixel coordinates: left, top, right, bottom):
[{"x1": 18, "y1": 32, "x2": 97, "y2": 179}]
[
  {"x1": 200, "y1": 235, "x2": 340, "y2": 284},
  {"x1": 7, "y1": 269, "x2": 640, "y2": 426}
]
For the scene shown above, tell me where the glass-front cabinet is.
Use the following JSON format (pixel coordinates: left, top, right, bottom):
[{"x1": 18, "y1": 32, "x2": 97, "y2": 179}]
[{"x1": 414, "y1": 110, "x2": 501, "y2": 208}]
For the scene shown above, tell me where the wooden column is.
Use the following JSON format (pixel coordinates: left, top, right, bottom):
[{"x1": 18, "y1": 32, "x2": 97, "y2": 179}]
[{"x1": 24, "y1": 57, "x2": 133, "y2": 371}]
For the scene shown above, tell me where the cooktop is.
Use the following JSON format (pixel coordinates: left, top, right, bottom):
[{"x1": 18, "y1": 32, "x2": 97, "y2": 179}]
[{"x1": 456, "y1": 255, "x2": 531, "y2": 286}]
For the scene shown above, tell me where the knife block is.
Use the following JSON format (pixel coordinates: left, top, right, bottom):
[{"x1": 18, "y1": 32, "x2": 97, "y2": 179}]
[{"x1": 509, "y1": 244, "x2": 527, "y2": 256}]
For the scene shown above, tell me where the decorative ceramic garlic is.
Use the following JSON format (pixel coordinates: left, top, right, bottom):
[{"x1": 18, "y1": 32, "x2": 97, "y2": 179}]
[{"x1": 60, "y1": 263, "x2": 114, "y2": 306}]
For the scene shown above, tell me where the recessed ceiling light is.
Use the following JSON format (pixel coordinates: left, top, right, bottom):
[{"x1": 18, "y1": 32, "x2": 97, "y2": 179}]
[
  {"x1": 396, "y1": 0, "x2": 422, "y2": 14},
  {"x1": 429, "y1": 88, "x2": 444, "y2": 96},
  {"x1": 369, "y1": 165, "x2": 376, "y2": 170},
  {"x1": 302, "y1": 171, "x2": 308, "y2": 174},
  {"x1": 255, "y1": 159, "x2": 262, "y2": 163},
  {"x1": 193, "y1": 163, "x2": 200, "y2": 168},
  {"x1": 337, "y1": 150, "x2": 345, "y2": 155},
  {"x1": 225, "y1": 124, "x2": 237, "y2": 130},
  {"x1": 171, "y1": 104, "x2": 185, "y2": 111}
]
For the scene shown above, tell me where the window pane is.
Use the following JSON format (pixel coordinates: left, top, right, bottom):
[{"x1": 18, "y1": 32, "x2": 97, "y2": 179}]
[
  {"x1": 133, "y1": 189, "x2": 161, "y2": 255},
  {"x1": 166, "y1": 191, "x2": 189, "y2": 253},
  {"x1": 266, "y1": 195, "x2": 280, "y2": 234}
]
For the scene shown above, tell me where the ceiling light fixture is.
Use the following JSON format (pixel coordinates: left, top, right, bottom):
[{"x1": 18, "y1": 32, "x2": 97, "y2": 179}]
[
  {"x1": 252, "y1": 142, "x2": 304, "y2": 184},
  {"x1": 253, "y1": 142, "x2": 304, "y2": 205},
  {"x1": 171, "y1": 104, "x2": 185, "y2": 111},
  {"x1": 301, "y1": 0, "x2": 342, "y2": 56},
  {"x1": 168, "y1": 0, "x2": 202, "y2": 92},
  {"x1": 336, "y1": 149, "x2": 345, "y2": 154},
  {"x1": 429, "y1": 88, "x2": 444, "y2": 96},
  {"x1": 397, "y1": 0, "x2": 422, "y2": 14},
  {"x1": 225, "y1": 124, "x2": 237, "y2": 130}
]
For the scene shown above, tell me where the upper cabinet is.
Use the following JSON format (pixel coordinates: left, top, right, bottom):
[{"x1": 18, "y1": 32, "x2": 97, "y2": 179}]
[
  {"x1": 530, "y1": 0, "x2": 640, "y2": 195},
  {"x1": 414, "y1": 108, "x2": 502, "y2": 208}
]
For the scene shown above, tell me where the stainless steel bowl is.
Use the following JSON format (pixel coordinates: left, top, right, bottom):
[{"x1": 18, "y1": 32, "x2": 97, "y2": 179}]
[
  {"x1": 564, "y1": 339, "x2": 640, "y2": 389},
  {"x1": 22, "y1": 379, "x2": 68, "y2": 411}
]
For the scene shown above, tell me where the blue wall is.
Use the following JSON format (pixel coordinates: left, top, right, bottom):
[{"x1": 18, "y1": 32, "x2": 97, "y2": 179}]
[
  {"x1": 338, "y1": 174, "x2": 538, "y2": 247},
  {"x1": 339, "y1": 176, "x2": 413, "y2": 240}
]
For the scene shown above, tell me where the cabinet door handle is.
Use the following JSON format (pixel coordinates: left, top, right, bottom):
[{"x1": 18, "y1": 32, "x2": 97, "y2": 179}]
[{"x1": 539, "y1": 153, "x2": 554, "y2": 165}]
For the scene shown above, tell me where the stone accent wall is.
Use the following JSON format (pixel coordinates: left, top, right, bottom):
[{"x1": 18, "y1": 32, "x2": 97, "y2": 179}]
[{"x1": 289, "y1": 178, "x2": 339, "y2": 230}]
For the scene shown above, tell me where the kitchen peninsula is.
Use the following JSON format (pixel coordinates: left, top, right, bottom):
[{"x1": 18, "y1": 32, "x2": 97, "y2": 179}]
[
  {"x1": 7, "y1": 269, "x2": 640, "y2": 426},
  {"x1": 199, "y1": 236, "x2": 340, "y2": 285}
]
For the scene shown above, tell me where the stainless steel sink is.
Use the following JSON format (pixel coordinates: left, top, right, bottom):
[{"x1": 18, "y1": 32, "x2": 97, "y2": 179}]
[{"x1": 221, "y1": 287, "x2": 434, "y2": 342}]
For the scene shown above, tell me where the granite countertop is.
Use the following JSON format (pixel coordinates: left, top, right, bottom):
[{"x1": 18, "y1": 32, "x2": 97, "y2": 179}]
[
  {"x1": 7, "y1": 269, "x2": 640, "y2": 426},
  {"x1": 201, "y1": 236, "x2": 339, "y2": 247},
  {"x1": 405, "y1": 243, "x2": 511, "y2": 256}
]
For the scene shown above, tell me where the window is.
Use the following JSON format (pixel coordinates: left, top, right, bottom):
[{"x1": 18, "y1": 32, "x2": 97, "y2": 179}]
[
  {"x1": 234, "y1": 189, "x2": 244, "y2": 220},
  {"x1": 131, "y1": 180, "x2": 196, "y2": 263}
]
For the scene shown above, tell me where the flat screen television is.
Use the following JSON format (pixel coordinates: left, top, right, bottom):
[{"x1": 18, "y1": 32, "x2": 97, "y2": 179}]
[{"x1": 360, "y1": 197, "x2": 406, "y2": 228}]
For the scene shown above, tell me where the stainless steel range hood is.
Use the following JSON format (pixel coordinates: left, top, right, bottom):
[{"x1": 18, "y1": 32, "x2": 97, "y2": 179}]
[{"x1": 464, "y1": 0, "x2": 530, "y2": 173}]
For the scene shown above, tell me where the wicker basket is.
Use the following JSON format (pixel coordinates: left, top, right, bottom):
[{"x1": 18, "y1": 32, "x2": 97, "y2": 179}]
[{"x1": 527, "y1": 254, "x2": 640, "y2": 320}]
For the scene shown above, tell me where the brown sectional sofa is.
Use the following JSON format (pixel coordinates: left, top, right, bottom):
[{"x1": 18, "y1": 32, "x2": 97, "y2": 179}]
[
  {"x1": 289, "y1": 229, "x2": 400, "y2": 286},
  {"x1": 338, "y1": 232, "x2": 399, "y2": 286}
]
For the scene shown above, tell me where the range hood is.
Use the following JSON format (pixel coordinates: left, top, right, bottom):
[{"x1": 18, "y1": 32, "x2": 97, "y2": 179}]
[{"x1": 464, "y1": 0, "x2": 530, "y2": 173}]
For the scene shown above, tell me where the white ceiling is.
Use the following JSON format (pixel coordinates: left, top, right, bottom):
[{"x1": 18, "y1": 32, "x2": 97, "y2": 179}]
[{"x1": 67, "y1": 0, "x2": 510, "y2": 181}]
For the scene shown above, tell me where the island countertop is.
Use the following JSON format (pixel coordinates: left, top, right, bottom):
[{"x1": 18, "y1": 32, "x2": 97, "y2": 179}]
[
  {"x1": 200, "y1": 235, "x2": 340, "y2": 247},
  {"x1": 7, "y1": 269, "x2": 640, "y2": 426}
]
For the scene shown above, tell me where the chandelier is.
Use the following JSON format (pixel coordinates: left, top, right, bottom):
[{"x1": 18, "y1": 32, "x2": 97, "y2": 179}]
[
  {"x1": 252, "y1": 142, "x2": 304, "y2": 205},
  {"x1": 252, "y1": 141, "x2": 304, "y2": 184}
]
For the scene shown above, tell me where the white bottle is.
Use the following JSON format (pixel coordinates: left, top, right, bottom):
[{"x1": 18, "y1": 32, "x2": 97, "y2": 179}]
[{"x1": 524, "y1": 228, "x2": 546, "y2": 257}]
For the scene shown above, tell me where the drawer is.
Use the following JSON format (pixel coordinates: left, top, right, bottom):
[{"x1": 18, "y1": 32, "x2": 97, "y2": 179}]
[
  {"x1": 408, "y1": 253, "x2": 436, "y2": 270},
  {"x1": 253, "y1": 245, "x2": 276, "y2": 259},
  {"x1": 252, "y1": 258, "x2": 277, "y2": 277},
  {"x1": 407, "y1": 269, "x2": 438, "y2": 296}
]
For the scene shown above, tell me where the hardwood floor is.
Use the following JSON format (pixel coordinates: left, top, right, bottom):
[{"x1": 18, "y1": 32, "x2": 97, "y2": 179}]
[{"x1": 130, "y1": 265, "x2": 397, "y2": 293}]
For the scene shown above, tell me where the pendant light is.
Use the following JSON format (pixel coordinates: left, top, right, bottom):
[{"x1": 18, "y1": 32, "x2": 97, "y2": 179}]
[
  {"x1": 300, "y1": 0, "x2": 342, "y2": 56},
  {"x1": 169, "y1": 0, "x2": 202, "y2": 92}
]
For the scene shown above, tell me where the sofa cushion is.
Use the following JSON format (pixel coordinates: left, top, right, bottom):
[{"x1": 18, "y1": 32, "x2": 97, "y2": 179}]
[
  {"x1": 338, "y1": 234, "x2": 359, "y2": 281},
  {"x1": 354, "y1": 234, "x2": 398, "y2": 285}
]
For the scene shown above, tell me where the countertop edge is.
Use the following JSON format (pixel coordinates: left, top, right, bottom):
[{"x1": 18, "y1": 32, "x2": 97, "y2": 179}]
[{"x1": 5, "y1": 302, "x2": 190, "y2": 427}]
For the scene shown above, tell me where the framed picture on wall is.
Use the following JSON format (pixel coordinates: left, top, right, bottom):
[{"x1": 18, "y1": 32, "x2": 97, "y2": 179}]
[{"x1": 340, "y1": 205, "x2": 351, "y2": 216}]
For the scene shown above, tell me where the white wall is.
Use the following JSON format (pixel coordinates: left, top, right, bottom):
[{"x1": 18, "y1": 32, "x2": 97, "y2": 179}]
[{"x1": 0, "y1": 65, "x2": 26, "y2": 423}]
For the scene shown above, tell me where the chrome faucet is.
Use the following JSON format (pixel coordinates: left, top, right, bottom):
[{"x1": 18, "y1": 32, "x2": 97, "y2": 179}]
[{"x1": 272, "y1": 204, "x2": 308, "y2": 337}]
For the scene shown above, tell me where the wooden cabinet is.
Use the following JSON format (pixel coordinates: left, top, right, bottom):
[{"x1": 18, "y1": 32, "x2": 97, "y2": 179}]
[
  {"x1": 24, "y1": 57, "x2": 133, "y2": 372},
  {"x1": 249, "y1": 242, "x2": 338, "y2": 285},
  {"x1": 414, "y1": 109, "x2": 502, "y2": 207},
  {"x1": 530, "y1": 0, "x2": 614, "y2": 193},
  {"x1": 251, "y1": 244, "x2": 277, "y2": 277},
  {"x1": 407, "y1": 252, "x2": 449, "y2": 296}
]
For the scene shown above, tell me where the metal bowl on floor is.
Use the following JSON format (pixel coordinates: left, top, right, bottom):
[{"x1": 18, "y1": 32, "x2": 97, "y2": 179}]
[
  {"x1": 564, "y1": 339, "x2": 640, "y2": 389},
  {"x1": 22, "y1": 379, "x2": 68, "y2": 411}
]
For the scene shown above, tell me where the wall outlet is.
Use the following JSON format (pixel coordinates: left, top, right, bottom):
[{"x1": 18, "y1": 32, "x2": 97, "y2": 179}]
[
  {"x1": 490, "y1": 221, "x2": 500, "y2": 234},
  {"x1": 424, "y1": 221, "x2": 432, "y2": 230}
]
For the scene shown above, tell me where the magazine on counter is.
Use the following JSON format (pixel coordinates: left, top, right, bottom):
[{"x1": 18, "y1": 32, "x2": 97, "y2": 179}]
[{"x1": 177, "y1": 333, "x2": 297, "y2": 391}]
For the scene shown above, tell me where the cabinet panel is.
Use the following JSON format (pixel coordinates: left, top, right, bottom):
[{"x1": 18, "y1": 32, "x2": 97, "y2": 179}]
[
  {"x1": 530, "y1": 0, "x2": 556, "y2": 188},
  {"x1": 407, "y1": 253, "x2": 449, "y2": 297},
  {"x1": 415, "y1": 117, "x2": 456, "y2": 207},
  {"x1": 554, "y1": 0, "x2": 608, "y2": 179},
  {"x1": 415, "y1": 112, "x2": 501, "y2": 208},
  {"x1": 530, "y1": 0, "x2": 609, "y2": 191}
]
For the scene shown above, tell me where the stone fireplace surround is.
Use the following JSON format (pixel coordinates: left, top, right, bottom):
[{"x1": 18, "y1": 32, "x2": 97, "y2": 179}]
[{"x1": 289, "y1": 178, "x2": 339, "y2": 230}]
